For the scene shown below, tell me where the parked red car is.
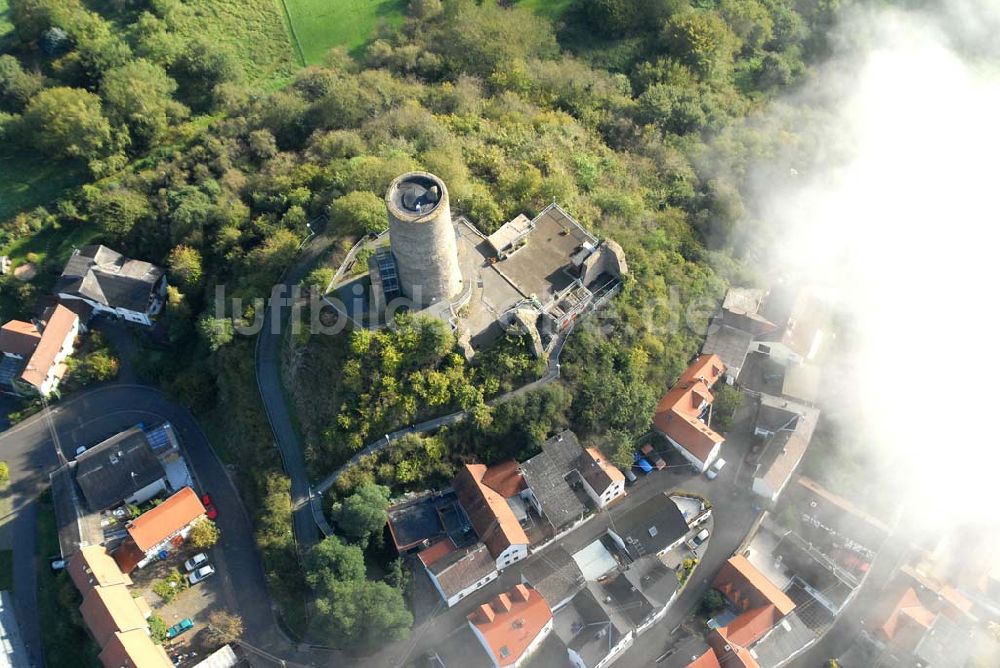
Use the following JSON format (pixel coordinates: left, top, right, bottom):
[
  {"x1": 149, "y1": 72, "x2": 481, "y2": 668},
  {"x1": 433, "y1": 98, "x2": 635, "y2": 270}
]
[{"x1": 201, "y1": 493, "x2": 218, "y2": 520}]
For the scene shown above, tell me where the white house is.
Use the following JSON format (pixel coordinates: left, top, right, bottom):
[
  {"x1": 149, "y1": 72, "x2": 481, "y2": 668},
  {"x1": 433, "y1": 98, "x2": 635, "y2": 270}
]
[
  {"x1": 578, "y1": 447, "x2": 625, "y2": 509},
  {"x1": 420, "y1": 540, "x2": 499, "y2": 608},
  {"x1": 0, "y1": 304, "x2": 80, "y2": 396},
  {"x1": 467, "y1": 584, "x2": 553, "y2": 668},
  {"x1": 56, "y1": 245, "x2": 166, "y2": 327}
]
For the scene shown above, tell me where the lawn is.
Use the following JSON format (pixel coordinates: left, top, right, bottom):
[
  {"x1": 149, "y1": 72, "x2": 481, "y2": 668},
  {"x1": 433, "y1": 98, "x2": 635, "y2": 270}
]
[
  {"x1": 0, "y1": 146, "x2": 88, "y2": 225},
  {"x1": 282, "y1": 0, "x2": 408, "y2": 62},
  {"x1": 36, "y1": 491, "x2": 101, "y2": 668},
  {"x1": 515, "y1": 0, "x2": 575, "y2": 20}
]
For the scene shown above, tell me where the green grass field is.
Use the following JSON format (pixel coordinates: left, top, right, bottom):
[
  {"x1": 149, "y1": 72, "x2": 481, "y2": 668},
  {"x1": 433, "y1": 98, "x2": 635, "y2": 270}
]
[
  {"x1": 516, "y1": 0, "x2": 575, "y2": 19},
  {"x1": 283, "y1": 0, "x2": 408, "y2": 62},
  {"x1": 0, "y1": 147, "x2": 87, "y2": 225}
]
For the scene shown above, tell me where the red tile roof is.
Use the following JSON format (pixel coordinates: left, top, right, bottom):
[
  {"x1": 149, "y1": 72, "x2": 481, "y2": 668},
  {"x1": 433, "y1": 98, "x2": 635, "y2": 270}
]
[
  {"x1": 20, "y1": 304, "x2": 77, "y2": 389},
  {"x1": 79, "y1": 584, "x2": 148, "y2": 647},
  {"x1": 720, "y1": 605, "x2": 784, "y2": 647},
  {"x1": 707, "y1": 628, "x2": 760, "y2": 668},
  {"x1": 467, "y1": 584, "x2": 551, "y2": 667},
  {"x1": 98, "y1": 629, "x2": 172, "y2": 668},
  {"x1": 881, "y1": 588, "x2": 935, "y2": 641},
  {"x1": 481, "y1": 460, "x2": 527, "y2": 498},
  {"x1": 418, "y1": 538, "x2": 457, "y2": 568},
  {"x1": 653, "y1": 355, "x2": 726, "y2": 462},
  {"x1": 453, "y1": 465, "x2": 528, "y2": 560},
  {"x1": 688, "y1": 649, "x2": 723, "y2": 667},
  {"x1": 713, "y1": 555, "x2": 796, "y2": 617},
  {"x1": 0, "y1": 320, "x2": 40, "y2": 358},
  {"x1": 126, "y1": 487, "x2": 205, "y2": 552}
]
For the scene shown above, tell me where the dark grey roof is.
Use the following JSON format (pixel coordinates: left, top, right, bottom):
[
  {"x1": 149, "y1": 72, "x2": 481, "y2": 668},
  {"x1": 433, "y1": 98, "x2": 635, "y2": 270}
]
[
  {"x1": 623, "y1": 555, "x2": 678, "y2": 610},
  {"x1": 56, "y1": 245, "x2": 164, "y2": 313},
  {"x1": 560, "y1": 588, "x2": 625, "y2": 668},
  {"x1": 754, "y1": 394, "x2": 803, "y2": 434},
  {"x1": 430, "y1": 543, "x2": 496, "y2": 598},
  {"x1": 522, "y1": 546, "x2": 585, "y2": 609},
  {"x1": 520, "y1": 431, "x2": 587, "y2": 529},
  {"x1": 75, "y1": 426, "x2": 165, "y2": 510},
  {"x1": 607, "y1": 493, "x2": 688, "y2": 561},
  {"x1": 602, "y1": 572, "x2": 655, "y2": 627},
  {"x1": 659, "y1": 634, "x2": 713, "y2": 668},
  {"x1": 702, "y1": 320, "x2": 753, "y2": 375}
]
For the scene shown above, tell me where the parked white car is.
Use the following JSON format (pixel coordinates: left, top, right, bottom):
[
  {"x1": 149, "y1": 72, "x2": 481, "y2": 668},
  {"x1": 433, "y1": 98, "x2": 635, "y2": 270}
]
[
  {"x1": 706, "y1": 458, "x2": 727, "y2": 480},
  {"x1": 687, "y1": 528, "x2": 710, "y2": 551},
  {"x1": 184, "y1": 553, "x2": 208, "y2": 572},
  {"x1": 187, "y1": 565, "x2": 215, "y2": 585}
]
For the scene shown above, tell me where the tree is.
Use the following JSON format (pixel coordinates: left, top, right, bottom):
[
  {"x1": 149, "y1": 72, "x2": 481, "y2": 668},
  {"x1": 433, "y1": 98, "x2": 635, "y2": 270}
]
[
  {"x1": 305, "y1": 536, "x2": 366, "y2": 590},
  {"x1": 101, "y1": 59, "x2": 186, "y2": 149},
  {"x1": 710, "y1": 383, "x2": 743, "y2": 434},
  {"x1": 205, "y1": 610, "x2": 244, "y2": 647},
  {"x1": 0, "y1": 461, "x2": 8, "y2": 487},
  {"x1": 701, "y1": 588, "x2": 725, "y2": 615},
  {"x1": 313, "y1": 578, "x2": 412, "y2": 647},
  {"x1": 0, "y1": 55, "x2": 44, "y2": 112},
  {"x1": 662, "y1": 10, "x2": 739, "y2": 79},
  {"x1": 188, "y1": 517, "x2": 220, "y2": 549},
  {"x1": 328, "y1": 483, "x2": 391, "y2": 543},
  {"x1": 304, "y1": 266, "x2": 334, "y2": 294},
  {"x1": 605, "y1": 429, "x2": 635, "y2": 471},
  {"x1": 171, "y1": 38, "x2": 244, "y2": 112},
  {"x1": 328, "y1": 191, "x2": 386, "y2": 235},
  {"x1": 167, "y1": 245, "x2": 204, "y2": 291},
  {"x1": 198, "y1": 316, "x2": 234, "y2": 352},
  {"x1": 21, "y1": 87, "x2": 112, "y2": 161},
  {"x1": 85, "y1": 187, "x2": 153, "y2": 239}
]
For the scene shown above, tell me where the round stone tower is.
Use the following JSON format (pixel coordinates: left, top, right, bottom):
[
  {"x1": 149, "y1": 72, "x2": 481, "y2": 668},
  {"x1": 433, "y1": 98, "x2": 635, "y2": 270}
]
[{"x1": 386, "y1": 172, "x2": 462, "y2": 306}]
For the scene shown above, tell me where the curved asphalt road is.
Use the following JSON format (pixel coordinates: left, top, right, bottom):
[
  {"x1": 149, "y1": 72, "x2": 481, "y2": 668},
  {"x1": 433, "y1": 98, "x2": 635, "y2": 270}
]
[
  {"x1": 0, "y1": 383, "x2": 331, "y2": 667},
  {"x1": 255, "y1": 232, "x2": 343, "y2": 550}
]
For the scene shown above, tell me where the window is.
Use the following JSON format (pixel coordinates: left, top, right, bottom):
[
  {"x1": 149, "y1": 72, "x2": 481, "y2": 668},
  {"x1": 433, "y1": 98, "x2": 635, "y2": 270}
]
[{"x1": 499, "y1": 647, "x2": 511, "y2": 658}]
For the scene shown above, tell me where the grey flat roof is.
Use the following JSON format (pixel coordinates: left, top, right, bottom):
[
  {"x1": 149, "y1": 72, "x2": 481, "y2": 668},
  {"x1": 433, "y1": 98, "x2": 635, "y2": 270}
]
[
  {"x1": 75, "y1": 426, "x2": 164, "y2": 511},
  {"x1": 521, "y1": 546, "x2": 585, "y2": 610},
  {"x1": 702, "y1": 320, "x2": 753, "y2": 375}
]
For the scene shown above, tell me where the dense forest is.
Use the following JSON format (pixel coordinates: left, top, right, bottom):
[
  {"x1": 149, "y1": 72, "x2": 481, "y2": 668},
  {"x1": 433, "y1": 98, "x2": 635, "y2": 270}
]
[{"x1": 0, "y1": 0, "x2": 853, "y2": 649}]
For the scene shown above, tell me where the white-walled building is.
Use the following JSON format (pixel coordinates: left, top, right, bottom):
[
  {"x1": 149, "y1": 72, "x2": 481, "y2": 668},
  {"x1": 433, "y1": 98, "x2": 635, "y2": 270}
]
[
  {"x1": 578, "y1": 447, "x2": 625, "y2": 509},
  {"x1": 56, "y1": 245, "x2": 166, "y2": 327},
  {"x1": 420, "y1": 540, "x2": 499, "y2": 608},
  {"x1": 467, "y1": 584, "x2": 553, "y2": 668},
  {"x1": 652, "y1": 355, "x2": 726, "y2": 472},
  {"x1": 0, "y1": 304, "x2": 80, "y2": 396}
]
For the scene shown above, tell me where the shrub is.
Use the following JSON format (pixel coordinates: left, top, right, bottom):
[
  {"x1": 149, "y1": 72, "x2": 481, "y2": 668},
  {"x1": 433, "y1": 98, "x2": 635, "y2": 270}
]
[
  {"x1": 148, "y1": 614, "x2": 167, "y2": 644},
  {"x1": 188, "y1": 517, "x2": 220, "y2": 549}
]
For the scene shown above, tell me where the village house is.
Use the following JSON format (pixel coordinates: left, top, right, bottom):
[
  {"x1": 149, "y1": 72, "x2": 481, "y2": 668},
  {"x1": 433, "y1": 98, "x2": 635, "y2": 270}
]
[
  {"x1": 68, "y1": 546, "x2": 172, "y2": 668},
  {"x1": 701, "y1": 555, "x2": 798, "y2": 668},
  {"x1": 113, "y1": 487, "x2": 206, "y2": 572},
  {"x1": 467, "y1": 584, "x2": 553, "y2": 668},
  {"x1": 74, "y1": 426, "x2": 168, "y2": 511},
  {"x1": 420, "y1": 541, "x2": 499, "y2": 608},
  {"x1": 0, "y1": 303, "x2": 79, "y2": 396},
  {"x1": 453, "y1": 463, "x2": 531, "y2": 571},
  {"x1": 653, "y1": 355, "x2": 726, "y2": 472},
  {"x1": 55, "y1": 245, "x2": 166, "y2": 327},
  {"x1": 750, "y1": 398, "x2": 820, "y2": 504}
]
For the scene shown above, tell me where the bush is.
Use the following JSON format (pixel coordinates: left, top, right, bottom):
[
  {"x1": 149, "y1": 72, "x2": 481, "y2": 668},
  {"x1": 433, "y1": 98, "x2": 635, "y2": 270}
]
[
  {"x1": 205, "y1": 610, "x2": 244, "y2": 647},
  {"x1": 188, "y1": 517, "x2": 220, "y2": 549},
  {"x1": 0, "y1": 461, "x2": 8, "y2": 487},
  {"x1": 151, "y1": 570, "x2": 187, "y2": 603},
  {"x1": 148, "y1": 614, "x2": 167, "y2": 644}
]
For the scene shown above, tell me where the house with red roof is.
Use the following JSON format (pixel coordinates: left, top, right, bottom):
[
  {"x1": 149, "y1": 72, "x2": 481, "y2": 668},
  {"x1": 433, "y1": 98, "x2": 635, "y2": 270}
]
[
  {"x1": 467, "y1": 584, "x2": 553, "y2": 668},
  {"x1": 453, "y1": 464, "x2": 531, "y2": 571},
  {"x1": 113, "y1": 487, "x2": 206, "y2": 572},
  {"x1": 653, "y1": 355, "x2": 726, "y2": 472},
  {"x1": 0, "y1": 304, "x2": 80, "y2": 396},
  {"x1": 700, "y1": 555, "x2": 796, "y2": 667}
]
